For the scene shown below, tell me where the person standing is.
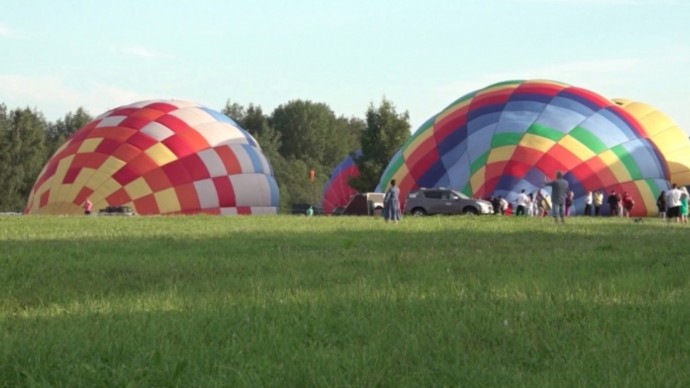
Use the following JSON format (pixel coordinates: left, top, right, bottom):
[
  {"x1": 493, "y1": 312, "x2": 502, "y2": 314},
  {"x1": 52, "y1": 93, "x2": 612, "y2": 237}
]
[
  {"x1": 515, "y1": 189, "x2": 529, "y2": 216},
  {"x1": 498, "y1": 196, "x2": 508, "y2": 215},
  {"x1": 544, "y1": 171, "x2": 569, "y2": 223},
  {"x1": 607, "y1": 190, "x2": 620, "y2": 216},
  {"x1": 680, "y1": 187, "x2": 689, "y2": 224},
  {"x1": 527, "y1": 193, "x2": 536, "y2": 216},
  {"x1": 593, "y1": 190, "x2": 604, "y2": 216},
  {"x1": 491, "y1": 196, "x2": 501, "y2": 215},
  {"x1": 543, "y1": 194, "x2": 552, "y2": 217},
  {"x1": 565, "y1": 191, "x2": 574, "y2": 216},
  {"x1": 83, "y1": 197, "x2": 93, "y2": 215},
  {"x1": 534, "y1": 190, "x2": 545, "y2": 217},
  {"x1": 657, "y1": 190, "x2": 667, "y2": 220},
  {"x1": 666, "y1": 184, "x2": 682, "y2": 223},
  {"x1": 621, "y1": 192, "x2": 635, "y2": 218},
  {"x1": 383, "y1": 179, "x2": 401, "y2": 223},
  {"x1": 584, "y1": 191, "x2": 593, "y2": 216}
]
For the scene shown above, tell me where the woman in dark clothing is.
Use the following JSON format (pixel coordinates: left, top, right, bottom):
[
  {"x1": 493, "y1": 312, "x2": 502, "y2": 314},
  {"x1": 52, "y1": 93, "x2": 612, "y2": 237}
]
[
  {"x1": 607, "y1": 190, "x2": 620, "y2": 216},
  {"x1": 565, "y1": 191, "x2": 574, "y2": 216},
  {"x1": 657, "y1": 190, "x2": 666, "y2": 219}
]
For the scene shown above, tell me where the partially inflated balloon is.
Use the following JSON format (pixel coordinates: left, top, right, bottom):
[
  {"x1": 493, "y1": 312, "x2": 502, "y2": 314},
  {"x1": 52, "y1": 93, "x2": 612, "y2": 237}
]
[
  {"x1": 322, "y1": 150, "x2": 361, "y2": 214},
  {"x1": 613, "y1": 98, "x2": 690, "y2": 186},
  {"x1": 26, "y1": 100, "x2": 279, "y2": 215},
  {"x1": 378, "y1": 80, "x2": 671, "y2": 216}
]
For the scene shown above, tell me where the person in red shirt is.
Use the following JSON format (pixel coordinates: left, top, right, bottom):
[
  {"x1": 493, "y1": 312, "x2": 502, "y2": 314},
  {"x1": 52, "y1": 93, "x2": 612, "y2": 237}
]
[
  {"x1": 621, "y1": 192, "x2": 635, "y2": 218},
  {"x1": 83, "y1": 198, "x2": 93, "y2": 215}
]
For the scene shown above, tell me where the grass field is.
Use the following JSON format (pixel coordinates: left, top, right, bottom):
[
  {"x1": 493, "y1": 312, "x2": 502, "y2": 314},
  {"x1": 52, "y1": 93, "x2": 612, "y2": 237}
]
[{"x1": 1, "y1": 214, "x2": 689, "y2": 387}]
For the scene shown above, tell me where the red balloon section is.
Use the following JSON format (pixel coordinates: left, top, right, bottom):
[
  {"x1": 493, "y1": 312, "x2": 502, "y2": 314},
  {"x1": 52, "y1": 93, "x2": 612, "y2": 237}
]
[{"x1": 322, "y1": 150, "x2": 361, "y2": 214}]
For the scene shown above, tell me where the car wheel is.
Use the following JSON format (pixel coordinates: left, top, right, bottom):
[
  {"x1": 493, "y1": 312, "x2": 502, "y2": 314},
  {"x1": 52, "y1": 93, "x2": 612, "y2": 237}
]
[
  {"x1": 462, "y1": 207, "x2": 478, "y2": 215},
  {"x1": 411, "y1": 208, "x2": 426, "y2": 216}
]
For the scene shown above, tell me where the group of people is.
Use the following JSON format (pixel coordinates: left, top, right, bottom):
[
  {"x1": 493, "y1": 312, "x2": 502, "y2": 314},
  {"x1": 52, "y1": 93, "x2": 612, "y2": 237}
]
[
  {"x1": 379, "y1": 173, "x2": 689, "y2": 224},
  {"x1": 656, "y1": 184, "x2": 689, "y2": 223},
  {"x1": 491, "y1": 190, "x2": 553, "y2": 217},
  {"x1": 504, "y1": 172, "x2": 640, "y2": 223},
  {"x1": 490, "y1": 195, "x2": 510, "y2": 215},
  {"x1": 488, "y1": 172, "x2": 572, "y2": 223},
  {"x1": 487, "y1": 174, "x2": 569, "y2": 220},
  {"x1": 577, "y1": 189, "x2": 636, "y2": 217},
  {"x1": 603, "y1": 190, "x2": 636, "y2": 217}
]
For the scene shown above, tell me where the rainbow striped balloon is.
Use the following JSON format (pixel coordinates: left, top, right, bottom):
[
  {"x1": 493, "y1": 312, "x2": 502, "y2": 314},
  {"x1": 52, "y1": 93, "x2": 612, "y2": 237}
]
[
  {"x1": 377, "y1": 80, "x2": 685, "y2": 216},
  {"x1": 26, "y1": 100, "x2": 279, "y2": 215}
]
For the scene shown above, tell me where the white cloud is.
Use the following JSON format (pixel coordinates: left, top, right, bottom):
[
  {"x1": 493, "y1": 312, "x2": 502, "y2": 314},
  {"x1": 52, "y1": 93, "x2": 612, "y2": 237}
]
[
  {"x1": 121, "y1": 46, "x2": 172, "y2": 60},
  {"x1": 0, "y1": 22, "x2": 30, "y2": 39},
  {"x1": 0, "y1": 74, "x2": 153, "y2": 120},
  {"x1": 0, "y1": 22, "x2": 18, "y2": 38}
]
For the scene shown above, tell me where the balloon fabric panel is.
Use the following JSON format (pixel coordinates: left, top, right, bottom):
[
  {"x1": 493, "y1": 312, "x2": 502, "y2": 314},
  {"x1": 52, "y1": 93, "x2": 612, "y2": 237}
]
[
  {"x1": 26, "y1": 100, "x2": 279, "y2": 215},
  {"x1": 614, "y1": 98, "x2": 690, "y2": 186},
  {"x1": 322, "y1": 150, "x2": 361, "y2": 214},
  {"x1": 197, "y1": 149, "x2": 228, "y2": 177}
]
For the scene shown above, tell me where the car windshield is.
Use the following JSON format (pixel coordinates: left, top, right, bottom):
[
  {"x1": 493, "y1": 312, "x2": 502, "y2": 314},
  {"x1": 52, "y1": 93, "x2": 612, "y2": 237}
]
[
  {"x1": 409, "y1": 189, "x2": 472, "y2": 200},
  {"x1": 451, "y1": 190, "x2": 470, "y2": 199}
]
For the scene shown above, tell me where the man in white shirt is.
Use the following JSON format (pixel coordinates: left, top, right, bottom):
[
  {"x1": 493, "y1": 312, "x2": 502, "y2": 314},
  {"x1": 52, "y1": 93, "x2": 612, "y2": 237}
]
[
  {"x1": 584, "y1": 191, "x2": 593, "y2": 216},
  {"x1": 515, "y1": 189, "x2": 529, "y2": 216},
  {"x1": 499, "y1": 196, "x2": 509, "y2": 215},
  {"x1": 666, "y1": 183, "x2": 683, "y2": 223}
]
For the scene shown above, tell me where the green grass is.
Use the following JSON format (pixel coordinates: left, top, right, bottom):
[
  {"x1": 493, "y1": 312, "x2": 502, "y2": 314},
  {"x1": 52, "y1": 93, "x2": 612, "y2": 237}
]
[{"x1": 1, "y1": 215, "x2": 689, "y2": 387}]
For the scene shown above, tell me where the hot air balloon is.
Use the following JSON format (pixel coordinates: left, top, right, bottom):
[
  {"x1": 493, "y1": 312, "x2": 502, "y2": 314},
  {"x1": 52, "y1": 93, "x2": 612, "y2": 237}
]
[
  {"x1": 377, "y1": 80, "x2": 672, "y2": 217},
  {"x1": 613, "y1": 99, "x2": 690, "y2": 186},
  {"x1": 322, "y1": 150, "x2": 361, "y2": 215},
  {"x1": 26, "y1": 100, "x2": 279, "y2": 215}
]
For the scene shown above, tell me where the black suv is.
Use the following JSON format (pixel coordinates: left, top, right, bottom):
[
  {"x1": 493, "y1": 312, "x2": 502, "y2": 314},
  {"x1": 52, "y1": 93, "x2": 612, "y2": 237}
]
[{"x1": 403, "y1": 188, "x2": 494, "y2": 216}]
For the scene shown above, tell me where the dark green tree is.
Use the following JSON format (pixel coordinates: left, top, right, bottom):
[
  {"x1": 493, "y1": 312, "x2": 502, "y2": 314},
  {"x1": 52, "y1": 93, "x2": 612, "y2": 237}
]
[
  {"x1": 270, "y1": 100, "x2": 359, "y2": 169},
  {"x1": 350, "y1": 98, "x2": 410, "y2": 193},
  {"x1": 331, "y1": 116, "x2": 365, "y2": 167},
  {"x1": 221, "y1": 101, "x2": 246, "y2": 123},
  {"x1": 272, "y1": 157, "x2": 312, "y2": 209},
  {"x1": 0, "y1": 106, "x2": 48, "y2": 211},
  {"x1": 46, "y1": 107, "x2": 92, "y2": 156},
  {"x1": 268, "y1": 100, "x2": 363, "y2": 209}
]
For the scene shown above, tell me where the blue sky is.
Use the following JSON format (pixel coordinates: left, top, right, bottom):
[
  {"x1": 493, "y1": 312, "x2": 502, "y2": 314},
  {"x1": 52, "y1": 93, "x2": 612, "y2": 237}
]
[{"x1": 1, "y1": 0, "x2": 689, "y2": 135}]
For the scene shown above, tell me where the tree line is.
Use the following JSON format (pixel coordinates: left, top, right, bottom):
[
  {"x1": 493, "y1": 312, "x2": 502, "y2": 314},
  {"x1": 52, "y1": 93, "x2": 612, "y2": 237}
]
[{"x1": 0, "y1": 98, "x2": 409, "y2": 213}]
